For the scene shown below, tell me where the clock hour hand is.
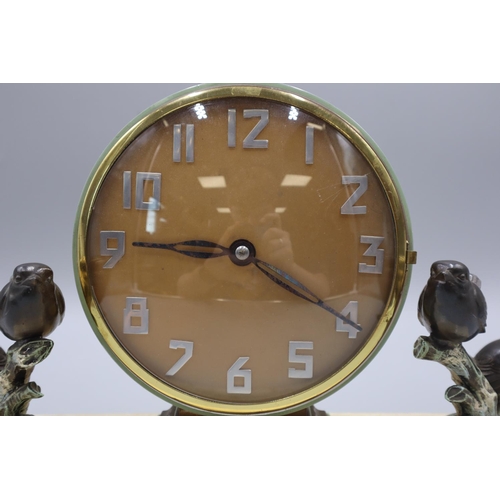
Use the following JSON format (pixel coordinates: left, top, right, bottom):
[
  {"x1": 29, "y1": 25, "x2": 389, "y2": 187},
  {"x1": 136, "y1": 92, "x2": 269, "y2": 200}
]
[
  {"x1": 252, "y1": 259, "x2": 362, "y2": 332},
  {"x1": 132, "y1": 240, "x2": 231, "y2": 259}
]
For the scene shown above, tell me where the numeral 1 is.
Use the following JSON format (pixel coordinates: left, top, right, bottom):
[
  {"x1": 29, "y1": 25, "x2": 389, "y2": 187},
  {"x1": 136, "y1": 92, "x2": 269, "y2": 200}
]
[
  {"x1": 166, "y1": 340, "x2": 194, "y2": 376},
  {"x1": 173, "y1": 124, "x2": 194, "y2": 162},
  {"x1": 227, "y1": 356, "x2": 251, "y2": 394}
]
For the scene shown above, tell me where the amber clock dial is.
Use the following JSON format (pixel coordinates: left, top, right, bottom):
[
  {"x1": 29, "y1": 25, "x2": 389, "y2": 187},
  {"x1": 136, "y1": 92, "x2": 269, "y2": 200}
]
[{"x1": 74, "y1": 84, "x2": 414, "y2": 414}]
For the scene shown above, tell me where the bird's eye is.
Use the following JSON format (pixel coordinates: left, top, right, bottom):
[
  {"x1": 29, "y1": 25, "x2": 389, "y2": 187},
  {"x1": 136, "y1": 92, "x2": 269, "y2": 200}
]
[
  {"x1": 14, "y1": 275, "x2": 22, "y2": 283},
  {"x1": 458, "y1": 274, "x2": 466, "y2": 281}
]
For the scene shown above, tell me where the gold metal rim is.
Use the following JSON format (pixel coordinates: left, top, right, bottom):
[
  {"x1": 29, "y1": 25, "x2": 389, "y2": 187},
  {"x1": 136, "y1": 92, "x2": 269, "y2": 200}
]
[{"x1": 74, "y1": 84, "x2": 412, "y2": 415}]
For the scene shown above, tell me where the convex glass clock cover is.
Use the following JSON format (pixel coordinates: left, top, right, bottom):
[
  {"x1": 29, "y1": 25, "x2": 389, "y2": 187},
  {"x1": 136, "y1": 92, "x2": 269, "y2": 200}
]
[{"x1": 74, "y1": 84, "x2": 414, "y2": 414}]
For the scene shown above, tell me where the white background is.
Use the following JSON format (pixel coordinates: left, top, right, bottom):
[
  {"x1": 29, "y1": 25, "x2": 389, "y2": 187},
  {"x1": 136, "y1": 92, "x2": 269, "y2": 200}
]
[
  {"x1": 2, "y1": 4, "x2": 499, "y2": 498},
  {"x1": 1, "y1": 83, "x2": 499, "y2": 416}
]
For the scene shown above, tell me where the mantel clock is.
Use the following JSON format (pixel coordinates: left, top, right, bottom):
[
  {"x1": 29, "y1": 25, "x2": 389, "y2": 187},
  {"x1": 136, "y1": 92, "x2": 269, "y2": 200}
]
[{"x1": 74, "y1": 84, "x2": 415, "y2": 415}]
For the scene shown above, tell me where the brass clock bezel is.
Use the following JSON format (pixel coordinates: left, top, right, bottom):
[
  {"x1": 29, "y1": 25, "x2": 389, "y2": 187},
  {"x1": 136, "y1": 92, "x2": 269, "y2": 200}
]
[{"x1": 74, "y1": 84, "x2": 413, "y2": 415}]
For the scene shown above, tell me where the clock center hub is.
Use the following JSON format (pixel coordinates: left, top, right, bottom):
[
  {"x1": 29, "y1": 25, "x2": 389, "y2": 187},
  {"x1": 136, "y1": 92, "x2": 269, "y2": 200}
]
[
  {"x1": 235, "y1": 245, "x2": 250, "y2": 261},
  {"x1": 229, "y1": 239, "x2": 256, "y2": 267}
]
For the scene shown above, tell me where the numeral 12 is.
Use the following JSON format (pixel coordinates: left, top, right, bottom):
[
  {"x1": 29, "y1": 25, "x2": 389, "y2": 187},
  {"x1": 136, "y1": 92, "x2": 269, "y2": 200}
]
[{"x1": 228, "y1": 109, "x2": 269, "y2": 148}]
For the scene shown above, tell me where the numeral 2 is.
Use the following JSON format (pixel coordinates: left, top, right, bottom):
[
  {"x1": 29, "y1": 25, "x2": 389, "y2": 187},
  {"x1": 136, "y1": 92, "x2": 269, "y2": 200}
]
[{"x1": 341, "y1": 175, "x2": 368, "y2": 214}]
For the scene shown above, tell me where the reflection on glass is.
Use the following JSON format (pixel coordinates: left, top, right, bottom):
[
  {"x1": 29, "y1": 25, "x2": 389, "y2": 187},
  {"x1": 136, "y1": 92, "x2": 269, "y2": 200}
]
[
  {"x1": 197, "y1": 176, "x2": 227, "y2": 188},
  {"x1": 288, "y1": 106, "x2": 299, "y2": 120},
  {"x1": 194, "y1": 103, "x2": 207, "y2": 119},
  {"x1": 281, "y1": 175, "x2": 312, "y2": 187},
  {"x1": 145, "y1": 197, "x2": 159, "y2": 234}
]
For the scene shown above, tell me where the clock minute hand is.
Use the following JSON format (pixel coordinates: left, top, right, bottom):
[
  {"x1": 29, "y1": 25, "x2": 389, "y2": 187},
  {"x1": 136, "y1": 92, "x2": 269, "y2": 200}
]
[
  {"x1": 132, "y1": 240, "x2": 231, "y2": 259},
  {"x1": 252, "y1": 258, "x2": 362, "y2": 332}
]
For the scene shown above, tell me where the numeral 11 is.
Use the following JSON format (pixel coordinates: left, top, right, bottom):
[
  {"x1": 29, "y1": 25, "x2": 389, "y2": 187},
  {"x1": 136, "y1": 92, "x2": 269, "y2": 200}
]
[{"x1": 173, "y1": 124, "x2": 194, "y2": 163}]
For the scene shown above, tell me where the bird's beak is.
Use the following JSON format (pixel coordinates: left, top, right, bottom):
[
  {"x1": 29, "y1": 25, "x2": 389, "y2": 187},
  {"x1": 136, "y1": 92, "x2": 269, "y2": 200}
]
[
  {"x1": 22, "y1": 274, "x2": 41, "y2": 288},
  {"x1": 435, "y1": 270, "x2": 449, "y2": 283}
]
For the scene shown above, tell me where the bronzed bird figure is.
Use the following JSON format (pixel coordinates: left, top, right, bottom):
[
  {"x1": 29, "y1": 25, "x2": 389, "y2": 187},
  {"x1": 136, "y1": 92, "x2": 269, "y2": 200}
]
[
  {"x1": 474, "y1": 339, "x2": 500, "y2": 394},
  {"x1": 0, "y1": 263, "x2": 65, "y2": 342},
  {"x1": 418, "y1": 260, "x2": 487, "y2": 346}
]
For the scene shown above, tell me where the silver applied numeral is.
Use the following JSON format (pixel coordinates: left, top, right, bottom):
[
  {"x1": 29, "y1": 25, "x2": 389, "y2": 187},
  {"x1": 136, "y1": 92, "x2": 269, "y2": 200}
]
[
  {"x1": 288, "y1": 341, "x2": 313, "y2": 379},
  {"x1": 135, "y1": 172, "x2": 161, "y2": 211},
  {"x1": 123, "y1": 297, "x2": 149, "y2": 335},
  {"x1": 100, "y1": 231, "x2": 125, "y2": 269},
  {"x1": 166, "y1": 340, "x2": 194, "y2": 376},
  {"x1": 228, "y1": 109, "x2": 236, "y2": 147},
  {"x1": 336, "y1": 301, "x2": 360, "y2": 339},
  {"x1": 341, "y1": 175, "x2": 368, "y2": 214},
  {"x1": 186, "y1": 124, "x2": 194, "y2": 162},
  {"x1": 173, "y1": 124, "x2": 182, "y2": 162},
  {"x1": 243, "y1": 109, "x2": 269, "y2": 148},
  {"x1": 123, "y1": 172, "x2": 161, "y2": 210},
  {"x1": 227, "y1": 356, "x2": 251, "y2": 394},
  {"x1": 359, "y1": 236, "x2": 385, "y2": 274},
  {"x1": 173, "y1": 124, "x2": 194, "y2": 163},
  {"x1": 123, "y1": 171, "x2": 132, "y2": 209},
  {"x1": 305, "y1": 125, "x2": 315, "y2": 164}
]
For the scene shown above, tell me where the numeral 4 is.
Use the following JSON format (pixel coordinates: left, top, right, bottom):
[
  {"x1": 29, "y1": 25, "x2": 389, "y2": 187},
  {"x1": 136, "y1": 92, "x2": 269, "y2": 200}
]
[{"x1": 336, "y1": 301, "x2": 360, "y2": 339}]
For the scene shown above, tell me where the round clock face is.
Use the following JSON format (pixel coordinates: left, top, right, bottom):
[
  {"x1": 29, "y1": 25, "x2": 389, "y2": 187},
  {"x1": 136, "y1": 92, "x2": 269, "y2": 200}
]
[{"x1": 75, "y1": 84, "x2": 413, "y2": 414}]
